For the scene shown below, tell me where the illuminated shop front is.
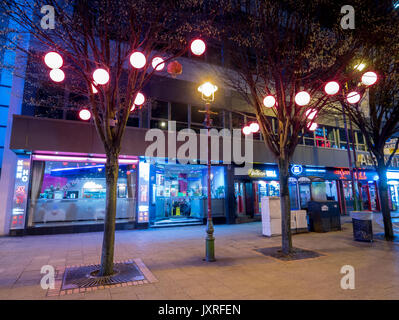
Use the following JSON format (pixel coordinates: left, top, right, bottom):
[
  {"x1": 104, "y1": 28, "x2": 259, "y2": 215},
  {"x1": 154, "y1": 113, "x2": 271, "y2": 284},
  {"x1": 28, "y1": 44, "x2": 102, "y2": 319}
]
[
  {"x1": 10, "y1": 150, "x2": 399, "y2": 235},
  {"x1": 234, "y1": 165, "x2": 282, "y2": 219},
  {"x1": 387, "y1": 171, "x2": 399, "y2": 211},
  {"x1": 140, "y1": 161, "x2": 227, "y2": 226},
  {"x1": 9, "y1": 151, "x2": 229, "y2": 233},
  {"x1": 234, "y1": 164, "x2": 381, "y2": 217},
  {"x1": 10, "y1": 153, "x2": 139, "y2": 233}
]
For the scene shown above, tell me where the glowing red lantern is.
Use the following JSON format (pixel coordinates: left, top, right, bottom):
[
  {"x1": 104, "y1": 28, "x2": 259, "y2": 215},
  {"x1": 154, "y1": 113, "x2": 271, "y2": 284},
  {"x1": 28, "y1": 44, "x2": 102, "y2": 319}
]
[
  {"x1": 308, "y1": 122, "x2": 318, "y2": 131},
  {"x1": 151, "y1": 57, "x2": 165, "y2": 71},
  {"x1": 167, "y1": 61, "x2": 183, "y2": 78},
  {"x1": 346, "y1": 91, "x2": 361, "y2": 104},
  {"x1": 324, "y1": 81, "x2": 340, "y2": 95},
  {"x1": 249, "y1": 122, "x2": 260, "y2": 133},
  {"x1": 49, "y1": 69, "x2": 65, "y2": 82},
  {"x1": 93, "y1": 68, "x2": 109, "y2": 85},
  {"x1": 79, "y1": 109, "x2": 91, "y2": 121},
  {"x1": 130, "y1": 51, "x2": 146, "y2": 69},
  {"x1": 263, "y1": 95, "x2": 276, "y2": 108},
  {"x1": 361, "y1": 71, "x2": 378, "y2": 86},
  {"x1": 295, "y1": 91, "x2": 310, "y2": 106},
  {"x1": 242, "y1": 126, "x2": 251, "y2": 135},
  {"x1": 44, "y1": 52, "x2": 63, "y2": 69},
  {"x1": 190, "y1": 39, "x2": 206, "y2": 56},
  {"x1": 305, "y1": 109, "x2": 317, "y2": 120},
  {"x1": 134, "y1": 92, "x2": 145, "y2": 106},
  {"x1": 91, "y1": 83, "x2": 98, "y2": 93}
]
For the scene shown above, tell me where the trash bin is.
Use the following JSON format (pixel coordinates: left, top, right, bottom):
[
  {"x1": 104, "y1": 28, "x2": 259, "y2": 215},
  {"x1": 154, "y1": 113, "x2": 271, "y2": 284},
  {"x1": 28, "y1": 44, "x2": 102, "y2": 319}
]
[
  {"x1": 307, "y1": 201, "x2": 341, "y2": 232},
  {"x1": 350, "y1": 211, "x2": 373, "y2": 242}
]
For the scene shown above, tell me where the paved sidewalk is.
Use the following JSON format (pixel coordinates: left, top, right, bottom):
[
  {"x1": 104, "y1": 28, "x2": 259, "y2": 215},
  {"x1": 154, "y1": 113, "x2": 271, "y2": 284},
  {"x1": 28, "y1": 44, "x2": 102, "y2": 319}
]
[{"x1": 0, "y1": 218, "x2": 398, "y2": 300}]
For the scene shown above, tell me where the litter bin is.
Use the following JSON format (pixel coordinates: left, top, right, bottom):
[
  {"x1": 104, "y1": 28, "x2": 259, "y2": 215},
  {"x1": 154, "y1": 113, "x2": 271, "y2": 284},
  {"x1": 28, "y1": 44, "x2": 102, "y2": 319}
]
[
  {"x1": 307, "y1": 201, "x2": 341, "y2": 232},
  {"x1": 350, "y1": 211, "x2": 373, "y2": 242}
]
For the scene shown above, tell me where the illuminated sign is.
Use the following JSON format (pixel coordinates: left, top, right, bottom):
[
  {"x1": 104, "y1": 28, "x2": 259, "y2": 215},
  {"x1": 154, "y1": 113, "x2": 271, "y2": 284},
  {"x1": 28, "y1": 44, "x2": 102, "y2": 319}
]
[
  {"x1": 137, "y1": 161, "x2": 150, "y2": 223},
  {"x1": 305, "y1": 168, "x2": 326, "y2": 173},
  {"x1": 248, "y1": 169, "x2": 277, "y2": 178},
  {"x1": 291, "y1": 165, "x2": 303, "y2": 175},
  {"x1": 358, "y1": 153, "x2": 399, "y2": 168},
  {"x1": 387, "y1": 171, "x2": 399, "y2": 180},
  {"x1": 10, "y1": 156, "x2": 31, "y2": 230},
  {"x1": 334, "y1": 168, "x2": 367, "y2": 180}
]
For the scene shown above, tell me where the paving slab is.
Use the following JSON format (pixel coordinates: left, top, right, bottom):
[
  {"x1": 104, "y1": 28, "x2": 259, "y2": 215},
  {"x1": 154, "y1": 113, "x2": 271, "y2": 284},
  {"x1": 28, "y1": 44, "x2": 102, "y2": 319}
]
[{"x1": 0, "y1": 217, "x2": 398, "y2": 299}]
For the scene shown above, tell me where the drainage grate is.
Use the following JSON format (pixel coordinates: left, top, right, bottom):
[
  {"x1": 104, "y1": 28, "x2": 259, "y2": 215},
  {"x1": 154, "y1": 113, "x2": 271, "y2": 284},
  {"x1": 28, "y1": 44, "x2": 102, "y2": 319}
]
[{"x1": 61, "y1": 260, "x2": 145, "y2": 290}]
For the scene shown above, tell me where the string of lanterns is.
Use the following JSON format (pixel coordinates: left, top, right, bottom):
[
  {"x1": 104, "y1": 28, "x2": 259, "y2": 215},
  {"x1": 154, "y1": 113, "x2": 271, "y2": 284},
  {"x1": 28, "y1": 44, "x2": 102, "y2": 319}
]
[
  {"x1": 44, "y1": 39, "x2": 207, "y2": 121},
  {"x1": 242, "y1": 71, "x2": 378, "y2": 135}
]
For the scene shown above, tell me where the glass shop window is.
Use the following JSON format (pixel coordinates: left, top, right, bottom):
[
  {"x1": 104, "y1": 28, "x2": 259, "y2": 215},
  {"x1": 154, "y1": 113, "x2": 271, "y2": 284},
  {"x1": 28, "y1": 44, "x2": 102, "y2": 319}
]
[
  {"x1": 27, "y1": 159, "x2": 137, "y2": 227},
  {"x1": 191, "y1": 105, "x2": 205, "y2": 124},
  {"x1": 150, "y1": 119, "x2": 168, "y2": 130},
  {"x1": 314, "y1": 126, "x2": 326, "y2": 147},
  {"x1": 152, "y1": 164, "x2": 225, "y2": 221},
  {"x1": 303, "y1": 130, "x2": 315, "y2": 146},
  {"x1": 356, "y1": 131, "x2": 366, "y2": 151},
  {"x1": 170, "y1": 102, "x2": 188, "y2": 123},
  {"x1": 151, "y1": 100, "x2": 169, "y2": 119},
  {"x1": 231, "y1": 112, "x2": 245, "y2": 129},
  {"x1": 206, "y1": 45, "x2": 222, "y2": 65},
  {"x1": 339, "y1": 128, "x2": 348, "y2": 150},
  {"x1": 325, "y1": 126, "x2": 337, "y2": 148}
]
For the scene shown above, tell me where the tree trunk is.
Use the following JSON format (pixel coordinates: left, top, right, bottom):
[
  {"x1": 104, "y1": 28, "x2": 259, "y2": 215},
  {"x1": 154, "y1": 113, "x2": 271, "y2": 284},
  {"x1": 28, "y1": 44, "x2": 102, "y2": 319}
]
[
  {"x1": 99, "y1": 150, "x2": 119, "y2": 276},
  {"x1": 278, "y1": 157, "x2": 292, "y2": 254},
  {"x1": 376, "y1": 163, "x2": 394, "y2": 241}
]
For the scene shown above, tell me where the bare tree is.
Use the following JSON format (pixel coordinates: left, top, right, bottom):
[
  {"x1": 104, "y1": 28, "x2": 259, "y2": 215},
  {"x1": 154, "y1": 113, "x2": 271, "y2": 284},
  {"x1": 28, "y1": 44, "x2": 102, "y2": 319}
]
[
  {"x1": 338, "y1": 20, "x2": 399, "y2": 240},
  {"x1": 217, "y1": 0, "x2": 371, "y2": 254},
  {"x1": 1, "y1": 0, "x2": 217, "y2": 276}
]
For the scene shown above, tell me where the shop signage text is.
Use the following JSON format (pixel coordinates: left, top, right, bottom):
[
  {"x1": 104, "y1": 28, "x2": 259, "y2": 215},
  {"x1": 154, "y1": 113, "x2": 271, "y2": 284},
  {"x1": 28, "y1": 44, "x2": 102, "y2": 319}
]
[
  {"x1": 334, "y1": 168, "x2": 367, "y2": 180},
  {"x1": 291, "y1": 165, "x2": 303, "y2": 175},
  {"x1": 357, "y1": 153, "x2": 399, "y2": 168},
  {"x1": 10, "y1": 156, "x2": 31, "y2": 230},
  {"x1": 248, "y1": 169, "x2": 277, "y2": 178},
  {"x1": 384, "y1": 138, "x2": 399, "y2": 156},
  {"x1": 137, "y1": 162, "x2": 150, "y2": 223}
]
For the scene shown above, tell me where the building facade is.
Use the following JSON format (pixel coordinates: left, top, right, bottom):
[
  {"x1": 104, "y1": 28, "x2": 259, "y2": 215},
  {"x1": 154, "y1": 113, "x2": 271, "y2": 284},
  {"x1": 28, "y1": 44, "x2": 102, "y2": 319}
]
[{"x1": 1, "y1": 14, "x2": 399, "y2": 235}]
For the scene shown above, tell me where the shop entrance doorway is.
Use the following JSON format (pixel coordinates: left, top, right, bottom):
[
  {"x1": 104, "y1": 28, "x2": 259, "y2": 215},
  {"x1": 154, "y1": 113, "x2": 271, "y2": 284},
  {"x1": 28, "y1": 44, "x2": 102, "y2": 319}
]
[
  {"x1": 151, "y1": 163, "x2": 226, "y2": 227},
  {"x1": 389, "y1": 182, "x2": 399, "y2": 211},
  {"x1": 234, "y1": 180, "x2": 258, "y2": 219},
  {"x1": 234, "y1": 181, "x2": 249, "y2": 217},
  {"x1": 360, "y1": 184, "x2": 372, "y2": 211},
  {"x1": 235, "y1": 180, "x2": 281, "y2": 219}
]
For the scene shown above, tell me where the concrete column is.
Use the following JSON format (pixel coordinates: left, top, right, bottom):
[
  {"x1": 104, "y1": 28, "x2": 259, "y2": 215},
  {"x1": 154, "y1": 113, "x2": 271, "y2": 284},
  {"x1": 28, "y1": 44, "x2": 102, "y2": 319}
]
[{"x1": 0, "y1": 30, "x2": 30, "y2": 236}]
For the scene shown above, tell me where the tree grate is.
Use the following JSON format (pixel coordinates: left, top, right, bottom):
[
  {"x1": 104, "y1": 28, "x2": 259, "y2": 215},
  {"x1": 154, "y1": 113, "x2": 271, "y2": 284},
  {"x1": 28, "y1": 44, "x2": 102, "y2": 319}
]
[
  {"x1": 61, "y1": 261, "x2": 145, "y2": 290},
  {"x1": 255, "y1": 247, "x2": 323, "y2": 261}
]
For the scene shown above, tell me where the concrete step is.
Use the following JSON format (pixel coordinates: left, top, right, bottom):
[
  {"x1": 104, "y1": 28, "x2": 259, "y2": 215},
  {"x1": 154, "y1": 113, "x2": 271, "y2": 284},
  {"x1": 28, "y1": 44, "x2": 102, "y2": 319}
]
[
  {"x1": 235, "y1": 215, "x2": 261, "y2": 224},
  {"x1": 151, "y1": 218, "x2": 203, "y2": 228}
]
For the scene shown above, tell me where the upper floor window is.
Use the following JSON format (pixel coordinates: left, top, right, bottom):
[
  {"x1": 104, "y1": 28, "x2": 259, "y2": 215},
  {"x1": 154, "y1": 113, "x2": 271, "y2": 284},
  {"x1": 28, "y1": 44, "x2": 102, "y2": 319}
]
[
  {"x1": 151, "y1": 100, "x2": 168, "y2": 120},
  {"x1": 170, "y1": 102, "x2": 188, "y2": 123}
]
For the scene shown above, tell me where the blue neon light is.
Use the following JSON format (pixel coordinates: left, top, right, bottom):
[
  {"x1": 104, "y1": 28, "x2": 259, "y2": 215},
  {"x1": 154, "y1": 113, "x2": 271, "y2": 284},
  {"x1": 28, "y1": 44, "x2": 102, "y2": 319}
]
[
  {"x1": 51, "y1": 165, "x2": 105, "y2": 172},
  {"x1": 305, "y1": 168, "x2": 326, "y2": 173}
]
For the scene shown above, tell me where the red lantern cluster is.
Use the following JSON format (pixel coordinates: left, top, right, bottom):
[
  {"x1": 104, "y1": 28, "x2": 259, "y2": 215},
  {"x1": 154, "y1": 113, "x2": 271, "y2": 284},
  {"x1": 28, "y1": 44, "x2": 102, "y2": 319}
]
[
  {"x1": 260, "y1": 71, "x2": 378, "y2": 110},
  {"x1": 243, "y1": 122, "x2": 259, "y2": 135},
  {"x1": 255, "y1": 71, "x2": 379, "y2": 133},
  {"x1": 44, "y1": 52, "x2": 65, "y2": 82},
  {"x1": 47, "y1": 40, "x2": 208, "y2": 121}
]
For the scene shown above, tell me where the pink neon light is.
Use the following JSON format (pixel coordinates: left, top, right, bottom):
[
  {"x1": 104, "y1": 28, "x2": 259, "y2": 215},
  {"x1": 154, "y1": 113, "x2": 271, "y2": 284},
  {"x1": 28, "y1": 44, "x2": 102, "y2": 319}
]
[{"x1": 32, "y1": 154, "x2": 138, "y2": 164}]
